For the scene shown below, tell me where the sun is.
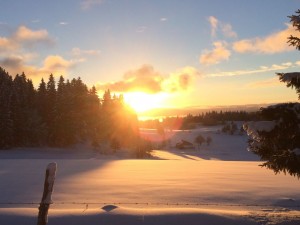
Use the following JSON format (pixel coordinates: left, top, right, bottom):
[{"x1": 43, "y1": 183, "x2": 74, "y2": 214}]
[{"x1": 124, "y1": 92, "x2": 168, "y2": 113}]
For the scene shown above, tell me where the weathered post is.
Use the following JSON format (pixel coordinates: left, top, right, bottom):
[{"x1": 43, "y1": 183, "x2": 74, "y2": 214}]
[{"x1": 37, "y1": 162, "x2": 57, "y2": 225}]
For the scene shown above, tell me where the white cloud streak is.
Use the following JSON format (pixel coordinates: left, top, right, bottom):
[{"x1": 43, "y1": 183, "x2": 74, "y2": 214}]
[{"x1": 206, "y1": 61, "x2": 299, "y2": 77}]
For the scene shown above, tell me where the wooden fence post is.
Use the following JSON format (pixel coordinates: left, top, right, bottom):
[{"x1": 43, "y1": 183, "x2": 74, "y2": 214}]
[{"x1": 37, "y1": 162, "x2": 57, "y2": 225}]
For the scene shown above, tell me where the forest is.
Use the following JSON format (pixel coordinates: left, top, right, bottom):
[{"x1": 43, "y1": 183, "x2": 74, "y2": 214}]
[{"x1": 0, "y1": 67, "x2": 138, "y2": 150}]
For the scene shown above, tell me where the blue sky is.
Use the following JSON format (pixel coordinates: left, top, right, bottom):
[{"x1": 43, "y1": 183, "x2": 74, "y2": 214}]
[{"x1": 0, "y1": 0, "x2": 300, "y2": 110}]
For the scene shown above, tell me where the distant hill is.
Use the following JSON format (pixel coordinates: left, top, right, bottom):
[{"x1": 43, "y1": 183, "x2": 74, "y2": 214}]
[{"x1": 138, "y1": 103, "x2": 276, "y2": 119}]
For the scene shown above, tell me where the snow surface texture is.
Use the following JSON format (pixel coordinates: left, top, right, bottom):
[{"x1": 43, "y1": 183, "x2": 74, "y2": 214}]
[{"x1": 0, "y1": 126, "x2": 300, "y2": 225}]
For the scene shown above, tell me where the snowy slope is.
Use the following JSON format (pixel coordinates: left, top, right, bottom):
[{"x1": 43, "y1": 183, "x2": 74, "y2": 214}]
[{"x1": 0, "y1": 126, "x2": 299, "y2": 225}]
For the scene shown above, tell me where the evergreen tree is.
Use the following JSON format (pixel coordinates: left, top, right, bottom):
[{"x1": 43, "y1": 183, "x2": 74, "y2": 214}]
[
  {"x1": 0, "y1": 68, "x2": 14, "y2": 148},
  {"x1": 0, "y1": 68, "x2": 138, "y2": 151},
  {"x1": 46, "y1": 74, "x2": 57, "y2": 145},
  {"x1": 244, "y1": 10, "x2": 300, "y2": 177}
]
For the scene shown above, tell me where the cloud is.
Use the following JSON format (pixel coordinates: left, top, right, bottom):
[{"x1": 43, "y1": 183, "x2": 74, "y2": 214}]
[
  {"x1": 206, "y1": 61, "x2": 298, "y2": 77},
  {"x1": 13, "y1": 25, "x2": 52, "y2": 46},
  {"x1": 136, "y1": 26, "x2": 147, "y2": 33},
  {"x1": 31, "y1": 19, "x2": 40, "y2": 23},
  {"x1": 160, "y1": 18, "x2": 167, "y2": 22},
  {"x1": 200, "y1": 41, "x2": 231, "y2": 65},
  {"x1": 59, "y1": 22, "x2": 69, "y2": 26},
  {"x1": 0, "y1": 25, "x2": 53, "y2": 53},
  {"x1": 0, "y1": 55, "x2": 23, "y2": 70},
  {"x1": 0, "y1": 26, "x2": 84, "y2": 84},
  {"x1": 208, "y1": 16, "x2": 237, "y2": 38},
  {"x1": 71, "y1": 47, "x2": 100, "y2": 57},
  {"x1": 0, "y1": 37, "x2": 17, "y2": 51},
  {"x1": 208, "y1": 16, "x2": 218, "y2": 37},
  {"x1": 81, "y1": 0, "x2": 104, "y2": 10},
  {"x1": 42, "y1": 55, "x2": 75, "y2": 72},
  {"x1": 96, "y1": 65, "x2": 199, "y2": 94},
  {"x1": 0, "y1": 54, "x2": 79, "y2": 83},
  {"x1": 97, "y1": 65, "x2": 163, "y2": 93},
  {"x1": 221, "y1": 23, "x2": 237, "y2": 38},
  {"x1": 233, "y1": 24, "x2": 297, "y2": 54},
  {"x1": 162, "y1": 67, "x2": 199, "y2": 92}
]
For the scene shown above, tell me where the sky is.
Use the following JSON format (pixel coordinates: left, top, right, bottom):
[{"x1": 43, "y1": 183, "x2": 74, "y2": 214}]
[{"x1": 0, "y1": 0, "x2": 300, "y2": 114}]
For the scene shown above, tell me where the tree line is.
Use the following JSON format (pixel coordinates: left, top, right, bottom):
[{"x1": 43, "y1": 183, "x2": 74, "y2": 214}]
[
  {"x1": 139, "y1": 110, "x2": 261, "y2": 130},
  {"x1": 0, "y1": 67, "x2": 139, "y2": 150}
]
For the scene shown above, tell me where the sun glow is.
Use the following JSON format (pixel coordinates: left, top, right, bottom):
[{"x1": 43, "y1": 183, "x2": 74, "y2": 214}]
[{"x1": 124, "y1": 92, "x2": 168, "y2": 113}]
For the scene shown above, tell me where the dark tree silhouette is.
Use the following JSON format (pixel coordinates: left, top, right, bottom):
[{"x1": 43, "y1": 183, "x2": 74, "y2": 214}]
[
  {"x1": 0, "y1": 70, "x2": 139, "y2": 153},
  {"x1": 194, "y1": 134, "x2": 205, "y2": 149},
  {"x1": 244, "y1": 10, "x2": 300, "y2": 177}
]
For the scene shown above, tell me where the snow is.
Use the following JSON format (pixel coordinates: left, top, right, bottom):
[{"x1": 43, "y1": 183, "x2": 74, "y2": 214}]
[
  {"x1": 243, "y1": 121, "x2": 276, "y2": 139},
  {"x1": 0, "y1": 126, "x2": 300, "y2": 224}
]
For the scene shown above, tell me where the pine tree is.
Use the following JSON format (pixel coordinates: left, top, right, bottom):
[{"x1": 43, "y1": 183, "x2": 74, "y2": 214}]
[
  {"x1": 244, "y1": 10, "x2": 300, "y2": 177},
  {"x1": 46, "y1": 74, "x2": 57, "y2": 145},
  {"x1": 0, "y1": 68, "x2": 14, "y2": 148}
]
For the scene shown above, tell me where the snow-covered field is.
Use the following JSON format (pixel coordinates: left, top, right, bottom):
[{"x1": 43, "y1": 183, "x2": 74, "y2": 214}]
[{"x1": 0, "y1": 126, "x2": 300, "y2": 225}]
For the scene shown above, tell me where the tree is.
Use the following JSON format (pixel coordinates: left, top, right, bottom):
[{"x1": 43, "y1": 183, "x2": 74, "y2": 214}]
[
  {"x1": 0, "y1": 68, "x2": 14, "y2": 148},
  {"x1": 156, "y1": 122, "x2": 166, "y2": 148},
  {"x1": 194, "y1": 134, "x2": 205, "y2": 149},
  {"x1": 244, "y1": 10, "x2": 300, "y2": 177}
]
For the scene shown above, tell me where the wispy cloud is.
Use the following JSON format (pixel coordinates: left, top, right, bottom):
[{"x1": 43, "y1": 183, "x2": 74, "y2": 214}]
[
  {"x1": 208, "y1": 16, "x2": 237, "y2": 39},
  {"x1": 208, "y1": 16, "x2": 218, "y2": 37},
  {"x1": 81, "y1": 0, "x2": 104, "y2": 10},
  {"x1": 71, "y1": 47, "x2": 100, "y2": 57},
  {"x1": 206, "y1": 61, "x2": 298, "y2": 77},
  {"x1": 160, "y1": 17, "x2": 168, "y2": 22},
  {"x1": 59, "y1": 22, "x2": 69, "y2": 26},
  {"x1": 31, "y1": 19, "x2": 40, "y2": 23},
  {"x1": 233, "y1": 24, "x2": 297, "y2": 54},
  {"x1": 136, "y1": 26, "x2": 147, "y2": 33},
  {"x1": 96, "y1": 65, "x2": 200, "y2": 94},
  {"x1": 200, "y1": 41, "x2": 231, "y2": 65},
  {"x1": 221, "y1": 23, "x2": 237, "y2": 38}
]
